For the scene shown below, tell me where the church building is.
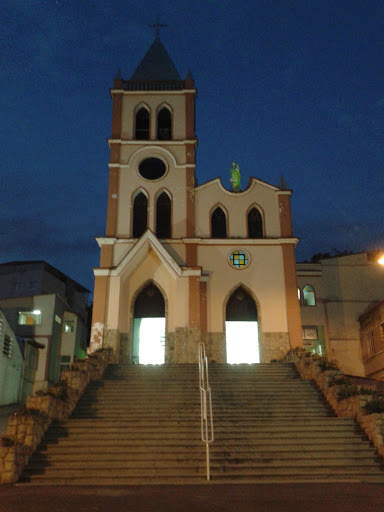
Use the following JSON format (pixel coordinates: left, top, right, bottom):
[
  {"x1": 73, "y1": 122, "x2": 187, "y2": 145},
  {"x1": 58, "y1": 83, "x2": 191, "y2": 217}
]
[{"x1": 89, "y1": 36, "x2": 302, "y2": 364}]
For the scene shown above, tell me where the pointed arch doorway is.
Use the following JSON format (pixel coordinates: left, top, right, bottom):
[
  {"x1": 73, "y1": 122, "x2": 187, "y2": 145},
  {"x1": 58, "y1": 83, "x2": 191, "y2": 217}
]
[
  {"x1": 132, "y1": 283, "x2": 166, "y2": 364},
  {"x1": 225, "y1": 286, "x2": 259, "y2": 364}
]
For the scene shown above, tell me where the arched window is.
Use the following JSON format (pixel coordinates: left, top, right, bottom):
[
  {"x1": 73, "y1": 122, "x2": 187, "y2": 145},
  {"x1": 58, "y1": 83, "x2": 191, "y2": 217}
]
[
  {"x1": 134, "y1": 282, "x2": 165, "y2": 318},
  {"x1": 132, "y1": 192, "x2": 148, "y2": 238},
  {"x1": 303, "y1": 285, "x2": 316, "y2": 306},
  {"x1": 225, "y1": 286, "x2": 259, "y2": 364},
  {"x1": 226, "y1": 286, "x2": 257, "y2": 321},
  {"x1": 156, "y1": 192, "x2": 171, "y2": 238},
  {"x1": 135, "y1": 107, "x2": 150, "y2": 140},
  {"x1": 133, "y1": 282, "x2": 166, "y2": 365},
  {"x1": 157, "y1": 107, "x2": 172, "y2": 140},
  {"x1": 248, "y1": 207, "x2": 263, "y2": 238},
  {"x1": 211, "y1": 207, "x2": 227, "y2": 238}
]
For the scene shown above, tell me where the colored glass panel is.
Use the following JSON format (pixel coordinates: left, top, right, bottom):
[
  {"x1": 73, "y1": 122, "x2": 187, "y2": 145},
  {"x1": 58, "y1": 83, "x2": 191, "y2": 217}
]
[{"x1": 229, "y1": 250, "x2": 249, "y2": 269}]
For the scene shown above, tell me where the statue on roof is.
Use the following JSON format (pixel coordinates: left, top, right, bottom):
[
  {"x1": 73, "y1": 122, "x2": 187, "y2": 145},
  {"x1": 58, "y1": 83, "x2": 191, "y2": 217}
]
[{"x1": 230, "y1": 162, "x2": 241, "y2": 192}]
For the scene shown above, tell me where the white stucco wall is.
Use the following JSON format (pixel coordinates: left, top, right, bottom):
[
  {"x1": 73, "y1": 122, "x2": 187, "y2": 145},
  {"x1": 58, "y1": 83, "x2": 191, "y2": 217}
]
[
  {"x1": 198, "y1": 244, "x2": 288, "y2": 333},
  {"x1": 105, "y1": 247, "x2": 190, "y2": 334},
  {"x1": 116, "y1": 147, "x2": 190, "y2": 238},
  {"x1": 195, "y1": 179, "x2": 282, "y2": 238},
  {"x1": 121, "y1": 93, "x2": 187, "y2": 141}
]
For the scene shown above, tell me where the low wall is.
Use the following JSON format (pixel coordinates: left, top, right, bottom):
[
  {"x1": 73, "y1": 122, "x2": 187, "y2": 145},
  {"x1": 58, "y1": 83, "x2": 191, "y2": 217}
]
[
  {"x1": 290, "y1": 351, "x2": 384, "y2": 459},
  {"x1": 0, "y1": 348, "x2": 114, "y2": 484}
]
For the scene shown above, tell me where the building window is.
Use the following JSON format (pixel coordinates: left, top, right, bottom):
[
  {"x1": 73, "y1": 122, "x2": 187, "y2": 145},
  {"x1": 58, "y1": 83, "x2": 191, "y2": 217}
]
[
  {"x1": 135, "y1": 107, "x2": 150, "y2": 140},
  {"x1": 157, "y1": 107, "x2": 172, "y2": 140},
  {"x1": 229, "y1": 250, "x2": 250, "y2": 269},
  {"x1": 132, "y1": 192, "x2": 148, "y2": 238},
  {"x1": 138, "y1": 157, "x2": 167, "y2": 180},
  {"x1": 55, "y1": 315, "x2": 62, "y2": 324},
  {"x1": 302, "y1": 285, "x2": 316, "y2": 306},
  {"x1": 2, "y1": 335, "x2": 12, "y2": 358},
  {"x1": 369, "y1": 331, "x2": 376, "y2": 355},
  {"x1": 156, "y1": 192, "x2": 171, "y2": 238},
  {"x1": 248, "y1": 207, "x2": 263, "y2": 238},
  {"x1": 302, "y1": 326, "x2": 319, "y2": 340},
  {"x1": 60, "y1": 355, "x2": 71, "y2": 374},
  {"x1": 211, "y1": 207, "x2": 227, "y2": 238},
  {"x1": 63, "y1": 320, "x2": 74, "y2": 333},
  {"x1": 18, "y1": 310, "x2": 42, "y2": 325}
]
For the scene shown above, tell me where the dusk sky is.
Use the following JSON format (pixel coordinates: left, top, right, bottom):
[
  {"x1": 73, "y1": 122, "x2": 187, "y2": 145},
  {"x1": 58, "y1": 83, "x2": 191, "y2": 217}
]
[{"x1": 1, "y1": 0, "x2": 383, "y2": 294}]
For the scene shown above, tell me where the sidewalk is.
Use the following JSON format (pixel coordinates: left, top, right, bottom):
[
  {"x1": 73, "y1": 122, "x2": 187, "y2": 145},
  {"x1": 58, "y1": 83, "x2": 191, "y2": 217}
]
[{"x1": 0, "y1": 483, "x2": 383, "y2": 512}]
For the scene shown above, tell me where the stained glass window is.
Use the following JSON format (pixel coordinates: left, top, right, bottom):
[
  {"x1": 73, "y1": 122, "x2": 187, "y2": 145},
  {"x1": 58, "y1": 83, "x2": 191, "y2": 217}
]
[{"x1": 229, "y1": 250, "x2": 249, "y2": 269}]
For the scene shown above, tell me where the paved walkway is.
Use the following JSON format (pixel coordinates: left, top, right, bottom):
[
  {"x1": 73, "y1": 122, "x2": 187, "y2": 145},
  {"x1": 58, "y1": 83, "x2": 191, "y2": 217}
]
[{"x1": 0, "y1": 483, "x2": 383, "y2": 512}]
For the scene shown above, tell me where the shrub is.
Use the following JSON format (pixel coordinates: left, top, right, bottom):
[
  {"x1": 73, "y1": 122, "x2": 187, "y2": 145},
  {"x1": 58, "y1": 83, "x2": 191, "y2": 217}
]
[
  {"x1": 364, "y1": 398, "x2": 384, "y2": 415},
  {"x1": 329, "y1": 375, "x2": 352, "y2": 387},
  {"x1": 336, "y1": 384, "x2": 359, "y2": 401},
  {"x1": 317, "y1": 358, "x2": 339, "y2": 372},
  {"x1": 357, "y1": 386, "x2": 375, "y2": 396},
  {"x1": 283, "y1": 347, "x2": 310, "y2": 361}
]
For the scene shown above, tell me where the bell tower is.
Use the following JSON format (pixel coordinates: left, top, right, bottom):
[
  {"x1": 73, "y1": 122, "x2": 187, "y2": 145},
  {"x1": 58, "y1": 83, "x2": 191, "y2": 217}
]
[{"x1": 90, "y1": 36, "x2": 198, "y2": 357}]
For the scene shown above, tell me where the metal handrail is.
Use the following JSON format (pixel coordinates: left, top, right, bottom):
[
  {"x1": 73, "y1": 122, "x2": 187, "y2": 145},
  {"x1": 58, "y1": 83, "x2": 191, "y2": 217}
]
[{"x1": 198, "y1": 342, "x2": 214, "y2": 480}]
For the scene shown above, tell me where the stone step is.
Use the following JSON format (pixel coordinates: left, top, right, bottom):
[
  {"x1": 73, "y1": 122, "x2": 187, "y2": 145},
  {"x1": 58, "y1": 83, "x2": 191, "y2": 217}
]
[
  {"x1": 35, "y1": 444, "x2": 378, "y2": 457},
  {"x1": 21, "y1": 465, "x2": 384, "y2": 480},
  {"x1": 38, "y1": 437, "x2": 371, "y2": 449},
  {"x1": 24, "y1": 457, "x2": 383, "y2": 472},
  {"x1": 47, "y1": 424, "x2": 357, "y2": 435},
  {"x1": 83, "y1": 385, "x2": 320, "y2": 401},
  {"x1": 28, "y1": 450, "x2": 379, "y2": 463},
  {"x1": 19, "y1": 362, "x2": 384, "y2": 485},
  {"x1": 70, "y1": 410, "x2": 332, "y2": 417},
  {"x1": 58, "y1": 417, "x2": 353, "y2": 426},
  {"x1": 44, "y1": 424, "x2": 362, "y2": 436},
  {"x1": 19, "y1": 474, "x2": 384, "y2": 485}
]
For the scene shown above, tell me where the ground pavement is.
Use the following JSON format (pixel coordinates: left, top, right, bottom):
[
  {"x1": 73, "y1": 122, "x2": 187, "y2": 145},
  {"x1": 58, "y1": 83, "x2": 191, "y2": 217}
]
[{"x1": 0, "y1": 483, "x2": 384, "y2": 512}]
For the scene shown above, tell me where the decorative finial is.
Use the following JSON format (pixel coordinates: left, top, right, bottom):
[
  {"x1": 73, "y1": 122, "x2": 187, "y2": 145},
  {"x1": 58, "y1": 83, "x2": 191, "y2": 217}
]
[
  {"x1": 278, "y1": 174, "x2": 289, "y2": 190},
  {"x1": 149, "y1": 17, "x2": 167, "y2": 38},
  {"x1": 185, "y1": 68, "x2": 194, "y2": 80},
  {"x1": 230, "y1": 162, "x2": 241, "y2": 192}
]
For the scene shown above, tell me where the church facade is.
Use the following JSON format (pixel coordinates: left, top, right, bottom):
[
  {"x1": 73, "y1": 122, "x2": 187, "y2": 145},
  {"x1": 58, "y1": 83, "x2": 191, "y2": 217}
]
[{"x1": 89, "y1": 37, "x2": 302, "y2": 364}]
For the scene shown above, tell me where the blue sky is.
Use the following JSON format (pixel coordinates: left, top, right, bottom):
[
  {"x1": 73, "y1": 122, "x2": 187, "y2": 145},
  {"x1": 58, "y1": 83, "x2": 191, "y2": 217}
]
[{"x1": 1, "y1": 0, "x2": 383, "y2": 292}]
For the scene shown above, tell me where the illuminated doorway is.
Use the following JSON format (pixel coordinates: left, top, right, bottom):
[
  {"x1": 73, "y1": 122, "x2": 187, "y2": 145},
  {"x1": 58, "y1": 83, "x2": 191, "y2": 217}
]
[
  {"x1": 225, "y1": 286, "x2": 259, "y2": 363},
  {"x1": 132, "y1": 283, "x2": 165, "y2": 365}
]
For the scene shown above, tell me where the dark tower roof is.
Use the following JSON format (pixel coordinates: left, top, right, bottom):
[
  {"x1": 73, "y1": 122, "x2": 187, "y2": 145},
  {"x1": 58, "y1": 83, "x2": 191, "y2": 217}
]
[{"x1": 130, "y1": 37, "x2": 181, "y2": 81}]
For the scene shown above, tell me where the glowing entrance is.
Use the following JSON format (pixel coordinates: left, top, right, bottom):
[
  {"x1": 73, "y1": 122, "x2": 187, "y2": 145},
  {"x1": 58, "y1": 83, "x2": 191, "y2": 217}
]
[
  {"x1": 132, "y1": 283, "x2": 165, "y2": 365},
  {"x1": 225, "y1": 286, "x2": 259, "y2": 364}
]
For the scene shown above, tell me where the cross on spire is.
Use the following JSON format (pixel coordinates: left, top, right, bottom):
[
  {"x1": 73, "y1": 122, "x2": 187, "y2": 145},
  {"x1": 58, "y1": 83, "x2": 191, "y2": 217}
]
[{"x1": 149, "y1": 18, "x2": 167, "y2": 38}]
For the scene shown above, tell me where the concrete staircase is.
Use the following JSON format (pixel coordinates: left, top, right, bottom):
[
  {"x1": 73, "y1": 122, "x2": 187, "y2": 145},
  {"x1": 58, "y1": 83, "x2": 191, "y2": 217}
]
[{"x1": 20, "y1": 363, "x2": 384, "y2": 484}]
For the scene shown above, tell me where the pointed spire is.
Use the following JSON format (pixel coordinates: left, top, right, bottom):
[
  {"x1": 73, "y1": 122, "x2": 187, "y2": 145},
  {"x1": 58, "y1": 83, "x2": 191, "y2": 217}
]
[
  {"x1": 130, "y1": 38, "x2": 181, "y2": 81},
  {"x1": 114, "y1": 67, "x2": 122, "y2": 80}
]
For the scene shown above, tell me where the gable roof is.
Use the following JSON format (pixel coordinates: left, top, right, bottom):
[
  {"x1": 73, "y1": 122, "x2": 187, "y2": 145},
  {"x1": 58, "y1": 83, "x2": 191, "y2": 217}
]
[
  {"x1": 130, "y1": 37, "x2": 181, "y2": 81},
  {"x1": 94, "y1": 230, "x2": 201, "y2": 278}
]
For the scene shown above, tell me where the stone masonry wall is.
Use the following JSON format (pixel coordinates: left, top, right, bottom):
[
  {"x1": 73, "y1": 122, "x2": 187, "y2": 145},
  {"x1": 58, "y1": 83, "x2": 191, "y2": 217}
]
[
  {"x1": 0, "y1": 348, "x2": 114, "y2": 484},
  {"x1": 260, "y1": 332, "x2": 290, "y2": 362},
  {"x1": 289, "y1": 351, "x2": 384, "y2": 459}
]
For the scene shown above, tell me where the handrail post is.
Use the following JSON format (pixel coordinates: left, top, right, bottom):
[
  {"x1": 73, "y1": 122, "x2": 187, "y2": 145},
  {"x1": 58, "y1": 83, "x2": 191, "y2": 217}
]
[{"x1": 198, "y1": 342, "x2": 214, "y2": 481}]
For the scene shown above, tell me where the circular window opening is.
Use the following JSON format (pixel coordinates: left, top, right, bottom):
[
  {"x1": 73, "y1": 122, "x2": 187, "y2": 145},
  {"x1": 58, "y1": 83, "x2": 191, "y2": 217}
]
[
  {"x1": 228, "y1": 250, "x2": 250, "y2": 269},
  {"x1": 138, "y1": 158, "x2": 167, "y2": 180}
]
